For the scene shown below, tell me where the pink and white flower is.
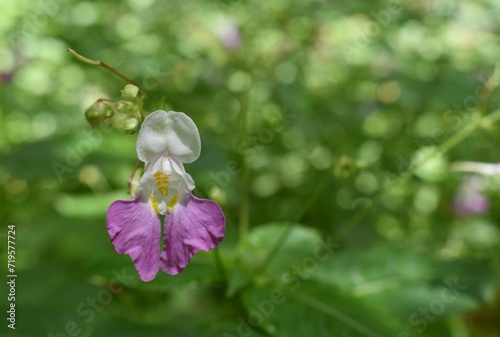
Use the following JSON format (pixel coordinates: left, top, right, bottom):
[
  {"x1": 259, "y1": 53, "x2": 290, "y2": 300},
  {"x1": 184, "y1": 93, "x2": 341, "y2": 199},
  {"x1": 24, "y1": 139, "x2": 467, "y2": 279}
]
[{"x1": 107, "y1": 110, "x2": 225, "y2": 282}]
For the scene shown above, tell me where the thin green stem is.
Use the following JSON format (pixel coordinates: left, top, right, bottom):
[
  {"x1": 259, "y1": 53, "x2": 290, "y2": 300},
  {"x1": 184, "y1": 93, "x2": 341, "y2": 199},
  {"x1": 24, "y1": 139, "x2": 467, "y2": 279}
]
[
  {"x1": 238, "y1": 95, "x2": 250, "y2": 244},
  {"x1": 67, "y1": 48, "x2": 153, "y2": 102},
  {"x1": 334, "y1": 111, "x2": 483, "y2": 240},
  {"x1": 478, "y1": 63, "x2": 500, "y2": 114},
  {"x1": 213, "y1": 248, "x2": 227, "y2": 281},
  {"x1": 391, "y1": 112, "x2": 481, "y2": 188},
  {"x1": 239, "y1": 168, "x2": 250, "y2": 241},
  {"x1": 482, "y1": 109, "x2": 500, "y2": 127}
]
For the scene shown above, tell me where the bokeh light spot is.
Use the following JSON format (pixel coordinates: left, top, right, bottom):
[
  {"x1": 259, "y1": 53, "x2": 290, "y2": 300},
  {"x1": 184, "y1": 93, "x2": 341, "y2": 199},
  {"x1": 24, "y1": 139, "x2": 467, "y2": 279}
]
[
  {"x1": 72, "y1": 2, "x2": 98, "y2": 26},
  {"x1": 228, "y1": 71, "x2": 252, "y2": 92},
  {"x1": 275, "y1": 62, "x2": 297, "y2": 84},
  {"x1": 377, "y1": 80, "x2": 401, "y2": 103},
  {"x1": 355, "y1": 171, "x2": 378, "y2": 194}
]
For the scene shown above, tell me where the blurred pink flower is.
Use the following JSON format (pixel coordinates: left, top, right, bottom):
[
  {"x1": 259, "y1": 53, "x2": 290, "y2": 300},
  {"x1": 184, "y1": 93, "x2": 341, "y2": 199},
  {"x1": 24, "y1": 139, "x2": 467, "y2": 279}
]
[
  {"x1": 453, "y1": 175, "x2": 489, "y2": 216},
  {"x1": 218, "y1": 22, "x2": 241, "y2": 51}
]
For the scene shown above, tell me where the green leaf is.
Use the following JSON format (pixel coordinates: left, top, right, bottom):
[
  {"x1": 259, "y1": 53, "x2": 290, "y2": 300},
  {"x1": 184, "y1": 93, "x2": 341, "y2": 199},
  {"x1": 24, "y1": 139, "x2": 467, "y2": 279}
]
[
  {"x1": 309, "y1": 247, "x2": 493, "y2": 320},
  {"x1": 242, "y1": 281, "x2": 404, "y2": 337},
  {"x1": 203, "y1": 321, "x2": 268, "y2": 337},
  {"x1": 433, "y1": 259, "x2": 500, "y2": 303},
  {"x1": 311, "y1": 246, "x2": 435, "y2": 295},
  {"x1": 363, "y1": 284, "x2": 478, "y2": 320},
  {"x1": 92, "y1": 317, "x2": 194, "y2": 337},
  {"x1": 53, "y1": 192, "x2": 125, "y2": 218},
  {"x1": 224, "y1": 223, "x2": 331, "y2": 296},
  {"x1": 241, "y1": 223, "x2": 331, "y2": 280}
]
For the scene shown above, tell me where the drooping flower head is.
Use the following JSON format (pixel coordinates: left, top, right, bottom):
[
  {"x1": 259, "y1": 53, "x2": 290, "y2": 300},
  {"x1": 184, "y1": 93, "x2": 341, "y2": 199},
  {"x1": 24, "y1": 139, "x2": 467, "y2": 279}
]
[{"x1": 107, "y1": 110, "x2": 226, "y2": 282}]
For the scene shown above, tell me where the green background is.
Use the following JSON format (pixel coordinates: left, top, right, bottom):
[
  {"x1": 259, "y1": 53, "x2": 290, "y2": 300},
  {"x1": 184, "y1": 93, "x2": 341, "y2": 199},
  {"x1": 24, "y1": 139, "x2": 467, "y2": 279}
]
[{"x1": 1, "y1": 0, "x2": 500, "y2": 336}]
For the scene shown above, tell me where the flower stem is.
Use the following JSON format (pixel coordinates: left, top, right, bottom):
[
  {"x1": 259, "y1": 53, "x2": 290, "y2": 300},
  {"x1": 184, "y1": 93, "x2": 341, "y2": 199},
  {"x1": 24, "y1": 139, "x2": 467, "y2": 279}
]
[
  {"x1": 239, "y1": 168, "x2": 250, "y2": 240},
  {"x1": 478, "y1": 63, "x2": 500, "y2": 114},
  {"x1": 238, "y1": 95, "x2": 250, "y2": 244},
  {"x1": 67, "y1": 48, "x2": 153, "y2": 102},
  {"x1": 213, "y1": 247, "x2": 227, "y2": 281}
]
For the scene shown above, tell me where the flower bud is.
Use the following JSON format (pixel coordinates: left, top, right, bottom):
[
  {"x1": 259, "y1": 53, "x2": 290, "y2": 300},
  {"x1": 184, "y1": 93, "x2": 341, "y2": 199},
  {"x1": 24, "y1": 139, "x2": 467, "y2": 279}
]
[
  {"x1": 116, "y1": 100, "x2": 135, "y2": 112},
  {"x1": 85, "y1": 101, "x2": 110, "y2": 128},
  {"x1": 128, "y1": 167, "x2": 143, "y2": 199},
  {"x1": 333, "y1": 155, "x2": 357, "y2": 180},
  {"x1": 121, "y1": 84, "x2": 139, "y2": 101},
  {"x1": 121, "y1": 117, "x2": 139, "y2": 134}
]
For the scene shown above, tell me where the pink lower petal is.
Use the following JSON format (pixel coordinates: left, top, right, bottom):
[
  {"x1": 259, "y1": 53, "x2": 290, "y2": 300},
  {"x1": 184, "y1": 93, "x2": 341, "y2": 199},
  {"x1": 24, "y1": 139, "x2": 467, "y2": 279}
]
[
  {"x1": 160, "y1": 193, "x2": 226, "y2": 275},
  {"x1": 107, "y1": 197, "x2": 161, "y2": 282}
]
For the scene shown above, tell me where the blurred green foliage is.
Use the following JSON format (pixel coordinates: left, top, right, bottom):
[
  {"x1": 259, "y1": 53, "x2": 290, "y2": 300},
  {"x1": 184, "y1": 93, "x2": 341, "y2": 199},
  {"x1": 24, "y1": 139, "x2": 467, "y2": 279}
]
[{"x1": 1, "y1": 0, "x2": 500, "y2": 336}]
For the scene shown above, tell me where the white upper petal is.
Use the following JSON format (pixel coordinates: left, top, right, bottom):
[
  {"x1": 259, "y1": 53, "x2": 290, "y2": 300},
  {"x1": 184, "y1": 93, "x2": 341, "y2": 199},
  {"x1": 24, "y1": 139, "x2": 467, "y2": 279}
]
[{"x1": 136, "y1": 110, "x2": 201, "y2": 164}]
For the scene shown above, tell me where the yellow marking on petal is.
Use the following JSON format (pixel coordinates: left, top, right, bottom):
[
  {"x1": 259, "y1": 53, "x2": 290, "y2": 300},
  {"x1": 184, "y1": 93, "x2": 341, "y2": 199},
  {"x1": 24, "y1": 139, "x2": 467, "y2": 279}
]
[
  {"x1": 153, "y1": 170, "x2": 169, "y2": 196},
  {"x1": 150, "y1": 195, "x2": 159, "y2": 215},
  {"x1": 168, "y1": 194, "x2": 179, "y2": 212}
]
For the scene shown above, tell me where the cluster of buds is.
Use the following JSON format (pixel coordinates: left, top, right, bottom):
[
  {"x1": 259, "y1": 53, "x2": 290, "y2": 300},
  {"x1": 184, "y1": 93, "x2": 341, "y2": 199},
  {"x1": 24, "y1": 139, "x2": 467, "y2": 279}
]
[{"x1": 84, "y1": 84, "x2": 143, "y2": 134}]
